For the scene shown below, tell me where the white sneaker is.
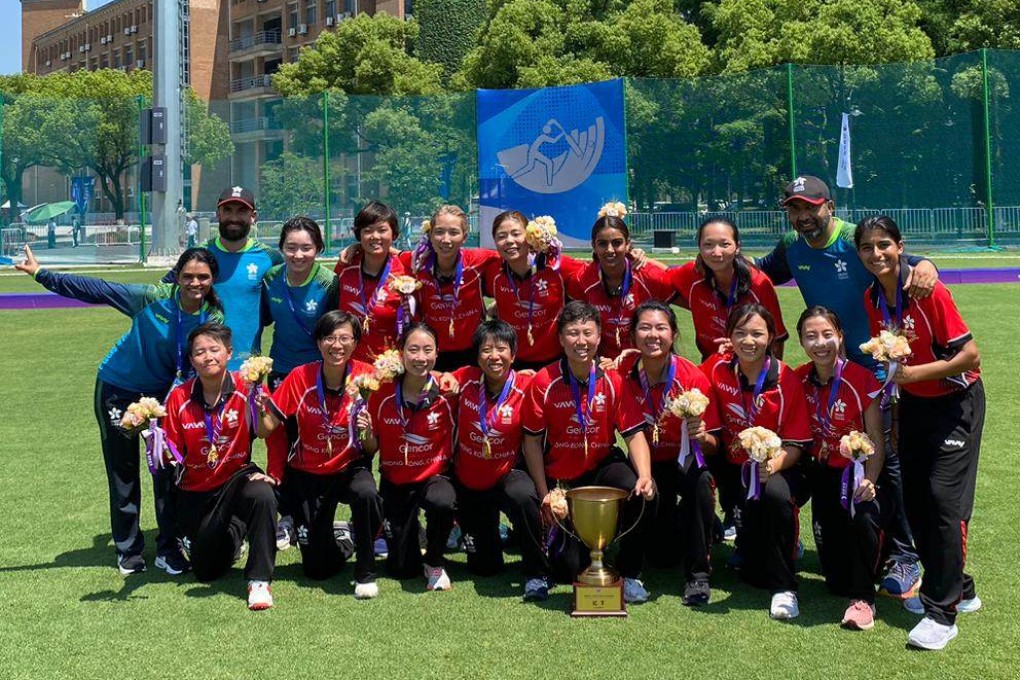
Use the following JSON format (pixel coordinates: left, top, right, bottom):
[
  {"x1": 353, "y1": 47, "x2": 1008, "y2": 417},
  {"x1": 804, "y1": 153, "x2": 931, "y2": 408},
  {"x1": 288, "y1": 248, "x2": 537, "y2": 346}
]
[
  {"x1": 958, "y1": 595, "x2": 982, "y2": 613},
  {"x1": 247, "y1": 580, "x2": 273, "y2": 611},
  {"x1": 276, "y1": 516, "x2": 296, "y2": 551},
  {"x1": 424, "y1": 564, "x2": 452, "y2": 591},
  {"x1": 770, "y1": 591, "x2": 800, "y2": 620},
  {"x1": 907, "y1": 616, "x2": 958, "y2": 650},
  {"x1": 354, "y1": 581, "x2": 380, "y2": 600}
]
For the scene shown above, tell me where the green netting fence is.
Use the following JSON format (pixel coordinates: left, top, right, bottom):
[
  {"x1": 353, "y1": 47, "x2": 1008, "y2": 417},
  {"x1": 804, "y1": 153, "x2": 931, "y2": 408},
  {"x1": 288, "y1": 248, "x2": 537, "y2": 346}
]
[{"x1": 4, "y1": 49, "x2": 1020, "y2": 264}]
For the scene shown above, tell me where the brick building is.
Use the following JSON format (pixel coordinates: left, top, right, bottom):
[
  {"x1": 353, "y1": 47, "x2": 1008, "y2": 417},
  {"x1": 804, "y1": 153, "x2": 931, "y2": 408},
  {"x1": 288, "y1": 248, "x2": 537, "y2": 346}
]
[{"x1": 20, "y1": 0, "x2": 411, "y2": 213}]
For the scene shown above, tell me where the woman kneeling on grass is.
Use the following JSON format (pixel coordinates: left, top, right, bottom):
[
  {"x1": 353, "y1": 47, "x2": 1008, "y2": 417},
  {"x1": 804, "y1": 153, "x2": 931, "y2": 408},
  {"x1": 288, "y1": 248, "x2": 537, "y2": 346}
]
[
  {"x1": 794, "y1": 306, "x2": 885, "y2": 630},
  {"x1": 162, "y1": 323, "x2": 278, "y2": 611},
  {"x1": 16, "y1": 245, "x2": 223, "y2": 577},
  {"x1": 855, "y1": 215, "x2": 984, "y2": 651},
  {"x1": 700, "y1": 304, "x2": 812, "y2": 620},
  {"x1": 360, "y1": 322, "x2": 458, "y2": 591},
  {"x1": 256, "y1": 311, "x2": 384, "y2": 599}
]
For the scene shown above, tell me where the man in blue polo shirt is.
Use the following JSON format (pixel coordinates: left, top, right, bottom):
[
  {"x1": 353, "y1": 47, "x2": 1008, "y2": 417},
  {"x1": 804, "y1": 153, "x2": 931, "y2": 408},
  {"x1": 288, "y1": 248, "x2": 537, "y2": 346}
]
[
  {"x1": 167, "y1": 186, "x2": 282, "y2": 369},
  {"x1": 756, "y1": 175, "x2": 936, "y2": 602}
]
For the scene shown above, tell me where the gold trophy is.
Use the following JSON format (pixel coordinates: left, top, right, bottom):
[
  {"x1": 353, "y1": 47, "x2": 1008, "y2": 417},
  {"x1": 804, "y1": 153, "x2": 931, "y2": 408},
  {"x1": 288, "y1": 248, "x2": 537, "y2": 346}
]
[{"x1": 557, "y1": 486, "x2": 642, "y2": 617}]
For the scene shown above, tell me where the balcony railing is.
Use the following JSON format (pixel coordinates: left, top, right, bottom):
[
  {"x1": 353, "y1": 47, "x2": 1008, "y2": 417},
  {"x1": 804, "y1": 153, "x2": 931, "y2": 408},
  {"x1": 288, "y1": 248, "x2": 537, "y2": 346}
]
[
  {"x1": 230, "y1": 116, "x2": 283, "y2": 133},
  {"x1": 230, "y1": 74, "x2": 273, "y2": 93},
  {"x1": 229, "y1": 30, "x2": 283, "y2": 53}
]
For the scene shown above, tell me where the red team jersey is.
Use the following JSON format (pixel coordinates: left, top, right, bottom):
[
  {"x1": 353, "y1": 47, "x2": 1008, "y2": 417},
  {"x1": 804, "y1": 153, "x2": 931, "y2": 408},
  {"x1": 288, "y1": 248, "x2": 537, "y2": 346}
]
[
  {"x1": 700, "y1": 354, "x2": 812, "y2": 464},
  {"x1": 402, "y1": 248, "x2": 501, "y2": 353},
  {"x1": 336, "y1": 253, "x2": 409, "y2": 362},
  {"x1": 163, "y1": 372, "x2": 261, "y2": 492},
  {"x1": 794, "y1": 360, "x2": 880, "y2": 469},
  {"x1": 483, "y1": 256, "x2": 587, "y2": 366},
  {"x1": 266, "y1": 359, "x2": 374, "y2": 481},
  {"x1": 669, "y1": 261, "x2": 788, "y2": 359},
  {"x1": 367, "y1": 379, "x2": 457, "y2": 485},
  {"x1": 566, "y1": 262, "x2": 675, "y2": 359},
  {"x1": 450, "y1": 366, "x2": 531, "y2": 491},
  {"x1": 521, "y1": 359, "x2": 644, "y2": 481},
  {"x1": 621, "y1": 355, "x2": 722, "y2": 463},
  {"x1": 864, "y1": 278, "x2": 980, "y2": 399}
]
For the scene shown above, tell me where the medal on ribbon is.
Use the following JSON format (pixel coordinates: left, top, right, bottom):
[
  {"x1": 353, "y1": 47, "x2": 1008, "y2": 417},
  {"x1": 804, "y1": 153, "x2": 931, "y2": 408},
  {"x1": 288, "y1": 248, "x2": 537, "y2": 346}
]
[
  {"x1": 478, "y1": 371, "x2": 515, "y2": 462},
  {"x1": 568, "y1": 364, "x2": 597, "y2": 460}
]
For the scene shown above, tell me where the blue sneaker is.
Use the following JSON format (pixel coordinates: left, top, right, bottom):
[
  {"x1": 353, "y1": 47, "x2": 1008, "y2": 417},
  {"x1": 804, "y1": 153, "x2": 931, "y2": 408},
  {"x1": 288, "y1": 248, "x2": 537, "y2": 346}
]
[
  {"x1": 623, "y1": 578, "x2": 649, "y2": 604},
  {"x1": 723, "y1": 523, "x2": 737, "y2": 542},
  {"x1": 499, "y1": 523, "x2": 510, "y2": 544},
  {"x1": 446, "y1": 525, "x2": 462, "y2": 552},
  {"x1": 523, "y1": 577, "x2": 550, "y2": 602},
  {"x1": 880, "y1": 561, "x2": 921, "y2": 599},
  {"x1": 374, "y1": 537, "x2": 389, "y2": 559}
]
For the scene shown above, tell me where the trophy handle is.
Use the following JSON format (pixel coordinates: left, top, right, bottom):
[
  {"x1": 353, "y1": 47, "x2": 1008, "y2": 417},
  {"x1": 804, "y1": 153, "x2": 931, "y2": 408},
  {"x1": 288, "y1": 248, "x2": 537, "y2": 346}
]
[
  {"x1": 611, "y1": 496, "x2": 647, "y2": 545},
  {"x1": 553, "y1": 513, "x2": 582, "y2": 543}
]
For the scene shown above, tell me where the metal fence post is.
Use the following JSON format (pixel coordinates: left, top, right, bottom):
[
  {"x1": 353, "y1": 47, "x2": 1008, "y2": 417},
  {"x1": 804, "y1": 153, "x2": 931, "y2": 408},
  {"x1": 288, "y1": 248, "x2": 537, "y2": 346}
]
[
  {"x1": 137, "y1": 94, "x2": 147, "y2": 264},
  {"x1": 982, "y1": 48, "x2": 996, "y2": 246},
  {"x1": 787, "y1": 63, "x2": 797, "y2": 180},
  {"x1": 322, "y1": 92, "x2": 332, "y2": 248}
]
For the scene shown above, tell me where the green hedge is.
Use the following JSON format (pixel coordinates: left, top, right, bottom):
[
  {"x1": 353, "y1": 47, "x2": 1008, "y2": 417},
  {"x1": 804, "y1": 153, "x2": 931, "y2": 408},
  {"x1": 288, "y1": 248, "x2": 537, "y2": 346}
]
[{"x1": 416, "y1": 0, "x2": 488, "y2": 78}]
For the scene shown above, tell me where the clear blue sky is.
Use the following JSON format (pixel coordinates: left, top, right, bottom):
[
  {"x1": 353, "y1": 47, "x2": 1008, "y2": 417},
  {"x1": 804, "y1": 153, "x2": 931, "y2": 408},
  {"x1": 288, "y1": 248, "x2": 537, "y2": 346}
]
[{"x1": 1, "y1": 0, "x2": 115, "y2": 75}]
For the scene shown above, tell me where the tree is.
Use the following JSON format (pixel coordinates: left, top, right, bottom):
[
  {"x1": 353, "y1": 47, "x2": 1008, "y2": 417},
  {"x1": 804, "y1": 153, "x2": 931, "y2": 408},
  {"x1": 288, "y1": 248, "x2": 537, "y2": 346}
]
[
  {"x1": 271, "y1": 14, "x2": 443, "y2": 96},
  {"x1": 416, "y1": 0, "x2": 488, "y2": 80},
  {"x1": 457, "y1": 0, "x2": 710, "y2": 89},
  {"x1": 184, "y1": 89, "x2": 234, "y2": 169},
  {"x1": 258, "y1": 151, "x2": 325, "y2": 219},
  {"x1": 0, "y1": 75, "x2": 54, "y2": 222}
]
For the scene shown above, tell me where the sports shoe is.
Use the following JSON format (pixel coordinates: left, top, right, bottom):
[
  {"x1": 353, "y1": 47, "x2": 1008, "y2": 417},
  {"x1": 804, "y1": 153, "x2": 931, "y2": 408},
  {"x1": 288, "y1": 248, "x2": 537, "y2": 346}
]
[
  {"x1": 333, "y1": 521, "x2": 354, "y2": 555},
  {"x1": 623, "y1": 578, "x2": 649, "y2": 604},
  {"x1": 726, "y1": 549, "x2": 744, "y2": 571},
  {"x1": 523, "y1": 577, "x2": 550, "y2": 602},
  {"x1": 958, "y1": 595, "x2": 983, "y2": 613},
  {"x1": 770, "y1": 591, "x2": 800, "y2": 620},
  {"x1": 446, "y1": 525, "x2": 462, "y2": 552},
  {"x1": 276, "y1": 516, "x2": 296, "y2": 551},
  {"x1": 903, "y1": 596, "x2": 924, "y2": 615},
  {"x1": 373, "y1": 537, "x2": 389, "y2": 559},
  {"x1": 907, "y1": 616, "x2": 958, "y2": 650},
  {"x1": 117, "y1": 554, "x2": 146, "y2": 576},
  {"x1": 424, "y1": 564, "x2": 452, "y2": 591},
  {"x1": 880, "y1": 561, "x2": 921, "y2": 599},
  {"x1": 247, "y1": 580, "x2": 273, "y2": 611},
  {"x1": 682, "y1": 580, "x2": 710, "y2": 607},
  {"x1": 154, "y1": 550, "x2": 190, "y2": 576},
  {"x1": 723, "y1": 523, "x2": 737, "y2": 542},
  {"x1": 354, "y1": 581, "x2": 380, "y2": 600},
  {"x1": 841, "y1": 600, "x2": 876, "y2": 630}
]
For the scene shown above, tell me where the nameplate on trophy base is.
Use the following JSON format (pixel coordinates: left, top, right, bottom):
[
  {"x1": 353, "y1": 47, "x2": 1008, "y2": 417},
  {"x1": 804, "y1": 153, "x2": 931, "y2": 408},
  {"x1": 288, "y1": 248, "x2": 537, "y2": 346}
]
[{"x1": 572, "y1": 581, "x2": 626, "y2": 617}]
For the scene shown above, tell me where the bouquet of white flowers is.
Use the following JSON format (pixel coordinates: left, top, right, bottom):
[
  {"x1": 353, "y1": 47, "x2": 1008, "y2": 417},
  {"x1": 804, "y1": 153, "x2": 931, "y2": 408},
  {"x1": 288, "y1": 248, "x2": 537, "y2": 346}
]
[
  {"x1": 666, "y1": 388, "x2": 711, "y2": 469},
  {"x1": 738, "y1": 426, "x2": 782, "y2": 500},
  {"x1": 839, "y1": 430, "x2": 876, "y2": 517}
]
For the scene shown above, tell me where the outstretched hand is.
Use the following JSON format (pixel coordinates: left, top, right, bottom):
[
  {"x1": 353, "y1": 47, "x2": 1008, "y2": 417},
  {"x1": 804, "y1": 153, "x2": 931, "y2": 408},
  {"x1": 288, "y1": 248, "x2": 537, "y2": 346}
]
[{"x1": 14, "y1": 244, "x2": 40, "y2": 277}]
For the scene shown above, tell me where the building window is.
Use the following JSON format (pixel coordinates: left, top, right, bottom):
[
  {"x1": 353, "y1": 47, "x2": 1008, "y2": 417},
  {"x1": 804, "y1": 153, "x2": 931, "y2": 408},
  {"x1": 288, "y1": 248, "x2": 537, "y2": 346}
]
[
  {"x1": 113, "y1": 49, "x2": 121, "y2": 68},
  {"x1": 288, "y1": 47, "x2": 300, "y2": 62},
  {"x1": 306, "y1": 1, "x2": 317, "y2": 25},
  {"x1": 326, "y1": 0, "x2": 336, "y2": 18},
  {"x1": 125, "y1": 44, "x2": 134, "y2": 66},
  {"x1": 100, "y1": 53, "x2": 109, "y2": 68},
  {"x1": 138, "y1": 39, "x2": 147, "y2": 63},
  {"x1": 288, "y1": 3, "x2": 299, "y2": 30}
]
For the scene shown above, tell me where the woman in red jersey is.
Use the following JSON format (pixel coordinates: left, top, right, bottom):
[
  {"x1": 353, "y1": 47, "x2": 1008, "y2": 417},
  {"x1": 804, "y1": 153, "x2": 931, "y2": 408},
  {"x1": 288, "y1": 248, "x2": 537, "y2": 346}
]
[
  {"x1": 701, "y1": 304, "x2": 812, "y2": 621},
  {"x1": 670, "y1": 216, "x2": 787, "y2": 361},
  {"x1": 257, "y1": 311, "x2": 384, "y2": 599},
  {"x1": 566, "y1": 210, "x2": 674, "y2": 362},
  {"x1": 855, "y1": 215, "x2": 984, "y2": 651},
  {"x1": 360, "y1": 322, "x2": 458, "y2": 591},
  {"x1": 162, "y1": 323, "x2": 278, "y2": 611},
  {"x1": 335, "y1": 201, "x2": 412, "y2": 363},
  {"x1": 620, "y1": 301, "x2": 722, "y2": 606},
  {"x1": 793, "y1": 306, "x2": 885, "y2": 631}
]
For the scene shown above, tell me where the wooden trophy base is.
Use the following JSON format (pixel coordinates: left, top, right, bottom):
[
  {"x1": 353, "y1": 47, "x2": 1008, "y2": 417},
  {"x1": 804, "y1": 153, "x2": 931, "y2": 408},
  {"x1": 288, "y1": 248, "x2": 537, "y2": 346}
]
[{"x1": 571, "y1": 579, "x2": 627, "y2": 617}]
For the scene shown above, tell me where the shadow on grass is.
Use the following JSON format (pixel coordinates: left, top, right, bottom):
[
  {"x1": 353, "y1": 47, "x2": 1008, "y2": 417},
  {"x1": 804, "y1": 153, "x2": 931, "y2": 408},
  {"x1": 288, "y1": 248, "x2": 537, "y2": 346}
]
[{"x1": 0, "y1": 533, "x2": 113, "y2": 574}]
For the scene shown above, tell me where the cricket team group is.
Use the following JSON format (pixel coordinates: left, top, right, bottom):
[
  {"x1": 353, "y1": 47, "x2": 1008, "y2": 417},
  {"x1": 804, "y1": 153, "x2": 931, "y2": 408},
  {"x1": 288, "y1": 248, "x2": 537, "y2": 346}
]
[{"x1": 19, "y1": 175, "x2": 985, "y2": 651}]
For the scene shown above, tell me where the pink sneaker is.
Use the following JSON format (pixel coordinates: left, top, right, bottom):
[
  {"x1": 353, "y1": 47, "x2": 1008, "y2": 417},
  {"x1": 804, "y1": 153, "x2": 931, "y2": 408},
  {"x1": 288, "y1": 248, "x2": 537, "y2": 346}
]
[{"x1": 841, "y1": 600, "x2": 875, "y2": 630}]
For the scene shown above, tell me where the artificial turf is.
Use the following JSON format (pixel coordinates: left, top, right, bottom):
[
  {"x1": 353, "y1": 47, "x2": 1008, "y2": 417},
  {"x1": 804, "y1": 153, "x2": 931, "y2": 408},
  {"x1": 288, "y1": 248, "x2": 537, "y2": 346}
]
[{"x1": 0, "y1": 275, "x2": 1016, "y2": 679}]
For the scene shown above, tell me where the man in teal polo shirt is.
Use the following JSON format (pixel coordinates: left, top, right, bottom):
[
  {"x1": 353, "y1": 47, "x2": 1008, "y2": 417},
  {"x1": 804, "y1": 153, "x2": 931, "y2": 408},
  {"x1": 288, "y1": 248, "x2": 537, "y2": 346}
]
[{"x1": 756, "y1": 175, "x2": 936, "y2": 603}]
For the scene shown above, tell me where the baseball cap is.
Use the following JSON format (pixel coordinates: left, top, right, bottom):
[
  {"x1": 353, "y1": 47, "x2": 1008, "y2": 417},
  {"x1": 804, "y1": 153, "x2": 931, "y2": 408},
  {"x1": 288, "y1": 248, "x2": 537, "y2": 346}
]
[
  {"x1": 217, "y1": 185, "x2": 256, "y2": 211},
  {"x1": 782, "y1": 176, "x2": 831, "y2": 206}
]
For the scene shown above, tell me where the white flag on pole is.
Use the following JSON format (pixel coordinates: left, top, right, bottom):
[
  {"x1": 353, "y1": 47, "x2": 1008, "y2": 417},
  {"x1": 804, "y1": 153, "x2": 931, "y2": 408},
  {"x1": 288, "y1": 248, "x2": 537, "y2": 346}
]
[{"x1": 837, "y1": 112, "x2": 854, "y2": 189}]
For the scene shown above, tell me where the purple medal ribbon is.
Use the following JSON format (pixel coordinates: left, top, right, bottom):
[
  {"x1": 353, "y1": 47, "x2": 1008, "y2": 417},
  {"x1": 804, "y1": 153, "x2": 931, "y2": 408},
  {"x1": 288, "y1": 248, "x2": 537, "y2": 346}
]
[
  {"x1": 741, "y1": 459, "x2": 762, "y2": 501},
  {"x1": 281, "y1": 266, "x2": 317, "y2": 338},
  {"x1": 876, "y1": 283, "x2": 905, "y2": 404},
  {"x1": 505, "y1": 263, "x2": 536, "y2": 345},
  {"x1": 478, "y1": 371, "x2": 516, "y2": 441},
  {"x1": 143, "y1": 418, "x2": 183, "y2": 475},
  {"x1": 203, "y1": 399, "x2": 227, "y2": 469},
  {"x1": 738, "y1": 357, "x2": 771, "y2": 500},
  {"x1": 172, "y1": 293, "x2": 207, "y2": 397},
  {"x1": 439, "y1": 253, "x2": 465, "y2": 336},
  {"x1": 607, "y1": 260, "x2": 633, "y2": 344},
  {"x1": 395, "y1": 376, "x2": 435, "y2": 464},
  {"x1": 568, "y1": 363, "x2": 597, "y2": 454},
  {"x1": 360, "y1": 256, "x2": 393, "y2": 332},
  {"x1": 815, "y1": 358, "x2": 845, "y2": 440},
  {"x1": 840, "y1": 459, "x2": 866, "y2": 517},
  {"x1": 316, "y1": 361, "x2": 350, "y2": 456}
]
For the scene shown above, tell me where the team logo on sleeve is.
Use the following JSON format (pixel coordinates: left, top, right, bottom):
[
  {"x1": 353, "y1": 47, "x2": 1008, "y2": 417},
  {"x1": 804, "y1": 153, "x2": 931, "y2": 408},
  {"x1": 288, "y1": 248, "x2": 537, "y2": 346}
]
[{"x1": 247, "y1": 263, "x2": 259, "y2": 280}]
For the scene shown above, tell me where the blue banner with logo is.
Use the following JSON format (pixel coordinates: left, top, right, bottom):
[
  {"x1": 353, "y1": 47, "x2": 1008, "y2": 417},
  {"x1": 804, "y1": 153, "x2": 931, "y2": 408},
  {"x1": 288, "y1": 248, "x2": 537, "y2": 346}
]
[
  {"x1": 477, "y1": 79, "x2": 627, "y2": 248},
  {"x1": 70, "y1": 176, "x2": 94, "y2": 214}
]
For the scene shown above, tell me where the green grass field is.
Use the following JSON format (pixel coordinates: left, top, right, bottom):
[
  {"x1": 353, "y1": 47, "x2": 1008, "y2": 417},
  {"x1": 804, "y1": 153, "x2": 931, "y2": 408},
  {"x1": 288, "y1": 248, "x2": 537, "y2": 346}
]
[{"x1": 0, "y1": 273, "x2": 1017, "y2": 679}]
